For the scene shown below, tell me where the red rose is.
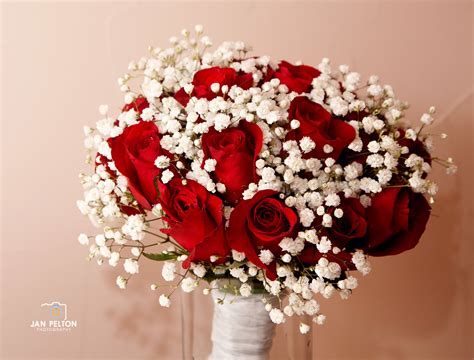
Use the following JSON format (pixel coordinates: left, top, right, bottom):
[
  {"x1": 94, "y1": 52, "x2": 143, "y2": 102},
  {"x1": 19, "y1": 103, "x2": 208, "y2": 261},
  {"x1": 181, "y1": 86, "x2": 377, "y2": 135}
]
[
  {"x1": 202, "y1": 121, "x2": 263, "y2": 204},
  {"x1": 159, "y1": 179, "x2": 229, "y2": 266},
  {"x1": 286, "y1": 96, "x2": 356, "y2": 160},
  {"x1": 110, "y1": 121, "x2": 168, "y2": 210},
  {"x1": 274, "y1": 61, "x2": 320, "y2": 93},
  {"x1": 325, "y1": 197, "x2": 368, "y2": 249},
  {"x1": 175, "y1": 67, "x2": 253, "y2": 106},
  {"x1": 363, "y1": 188, "x2": 431, "y2": 256},
  {"x1": 228, "y1": 190, "x2": 298, "y2": 279}
]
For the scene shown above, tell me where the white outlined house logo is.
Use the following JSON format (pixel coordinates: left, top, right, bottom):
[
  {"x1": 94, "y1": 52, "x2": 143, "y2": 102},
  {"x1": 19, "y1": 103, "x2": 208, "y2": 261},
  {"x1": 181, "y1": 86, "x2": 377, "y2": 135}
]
[{"x1": 31, "y1": 301, "x2": 77, "y2": 332}]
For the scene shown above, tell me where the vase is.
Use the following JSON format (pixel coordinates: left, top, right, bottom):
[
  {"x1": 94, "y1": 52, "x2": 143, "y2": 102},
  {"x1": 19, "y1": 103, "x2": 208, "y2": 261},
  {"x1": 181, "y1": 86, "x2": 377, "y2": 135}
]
[{"x1": 180, "y1": 281, "x2": 313, "y2": 360}]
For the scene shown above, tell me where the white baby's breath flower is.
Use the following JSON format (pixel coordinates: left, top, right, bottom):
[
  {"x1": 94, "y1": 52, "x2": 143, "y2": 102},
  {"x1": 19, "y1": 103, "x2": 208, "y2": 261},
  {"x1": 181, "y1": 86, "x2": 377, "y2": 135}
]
[
  {"x1": 181, "y1": 278, "x2": 198, "y2": 293},
  {"x1": 420, "y1": 113, "x2": 434, "y2": 125},
  {"x1": 98, "y1": 104, "x2": 109, "y2": 115},
  {"x1": 299, "y1": 208, "x2": 315, "y2": 227},
  {"x1": 314, "y1": 314, "x2": 326, "y2": 325},
  {"x1": 299, "y1": 323, "x2": 311, "y2": 334},
  {"x1": 142, "y1": 78, "x2": 163, "y2": 99},
  {"x1": 367, "y1": 154, "x2": 384, "y2": 168},
  {"x1": 377, "y1": 168, "x2": 392, "y2": 185},
  {"x1": 334, "y1": 208, "x2": 343, "y2": 218},
  {"x1": 367, "y1": 141, "x2": 380, "y2": 153},
  {"x1": 317, "y1": 236, "x2": 332, "y2": 254},
  {"x1": 161, "y1": 169, "x2": 174, "y2": 184},
  {"x1": 281, "y1": 253, "x2": 292, "y2": 263},
  {"x1": 122, "y1": 215, "x2": 146, "y2": 241},
  {"x1": 99, "y1": 246, "x2": 111, "y2": 258},
  {"x1": 95, "y1": 234, "x2": 106, "y2": 247},
  {"x1": 78, "y1": 233, "x2": 89, "y2": 246},
  {"x1": 141, "y1": 107, "x2": 155, "y2": 121},
  {"x1": 210, "y1": 82, "x2": 220, "y2": 93},
  {"x1": 290, "y1": 119, "x2": 300, "y2": 129},
  {"x1": 259, "y1": 250, "x2": 274, "y2": 265},
  {"x1": 162, "y1": 262, "x2": 176, "y2": 282},
  {"x1": 98, "y1": 141, "x2": 112, "y2": 159},
  {"x1": 405, "y1": 129, "x2": 418, "y2": 141},
  {"x1": 269, "y1": 308, "x2": 285, "y2": 324},
  {"x1": 108, "y1": 252, "x2": 120, "y2": 267},
  {"x1": 152, "y1": 203, "x2": 162, "y2": 217},
  {"x1": 204, "y1": 159, "x2": 217, "y2": 172},
  {"x1": 239, "y1": 283, "x2": 252, "y2": 297},
  {"x1": 367, "y1": 84, "x2": 383, "y2": 97},
  {"x1": 231, "y1": 250, "x2": 245, "y2": 262},
  {"x1": 329, "y1": 97, "x2": 349, "y2": 116},
  {"x1": 214, "y1": 113, "x2": 231, "y2": 131},
  {"x1": 116, "y1": 276, "x2": 127, "y2": 289},
  {"x1": 299, "y1": 137, "x2": 315, "y2": 153},
  {"x1": 131, "y1": 247, "x2": 141, "y2": 257},
  {"x1": 348, "y1": 137, "x2": 363, "y2": 152},
  {"x1": 155, "y1": 155, "x2": 170, "y2": 169},
  {"x1": 261, "y1": 167, "x2": 276, "y2": 182},
  {"x1": 322, "y1": 214, "x2": 332, "y2": 227},
  {"x1": 159, "y1": 294, "x2": 171, "y2": 308},
  {"x1": 279, "y1": 237, "x2": 304, "y2": 255},
  {"x1": 324, "y1": 193, "x2": 340, "y2": 207},
  {"x1": 193, "y1": 264, "x2": 207, "y2": 278},
  {"x1": 124, "y1": 258, "x2": 139, "y2": 274},
  {"x1": 323, "y1": 144, "x2": 333, "y2": 154}
]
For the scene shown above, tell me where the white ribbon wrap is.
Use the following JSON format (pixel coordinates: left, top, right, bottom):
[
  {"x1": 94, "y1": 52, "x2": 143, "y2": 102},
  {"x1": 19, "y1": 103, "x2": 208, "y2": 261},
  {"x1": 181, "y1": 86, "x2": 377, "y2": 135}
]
[{"x1": 208, "y1": 290, "x2": 277, "y2": 360}]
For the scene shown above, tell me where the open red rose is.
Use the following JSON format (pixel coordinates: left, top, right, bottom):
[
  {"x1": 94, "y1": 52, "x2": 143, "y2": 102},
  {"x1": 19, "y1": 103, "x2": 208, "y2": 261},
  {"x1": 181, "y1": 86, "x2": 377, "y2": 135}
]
[
  {"x1": 286, "y1": 96, "x2": 356, "y2": 160},
  {"x1": 202, "y1": 121, "x2": 263, "y2": 204},
  {"x1": 175, "y1": 67, "x2": 253, "y2": 106},
  {"x1": 228, "y1": 190, "x2": 298, "y2": 280},
  {"x1": 159, "y1": 178, "x2": 229, "y2": 266},
  {"x1": 325, "y1": 197, "x2": 368, "y2": 250},
  {"x1": 274, "y1": 61, "x2": 320, "y2": 93},
  {"x1": 110, "y1": 121, "x2": 168, "y2": 210},
  {"x1": 363, "y1": 188, "x2": 431, "y2": 256}
]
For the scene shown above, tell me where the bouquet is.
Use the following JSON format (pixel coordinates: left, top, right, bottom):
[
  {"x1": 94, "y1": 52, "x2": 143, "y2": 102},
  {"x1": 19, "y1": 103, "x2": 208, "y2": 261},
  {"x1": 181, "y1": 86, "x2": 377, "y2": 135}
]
[{"x1": 77, "y1": 25, "x2": 456, "y2": 332}]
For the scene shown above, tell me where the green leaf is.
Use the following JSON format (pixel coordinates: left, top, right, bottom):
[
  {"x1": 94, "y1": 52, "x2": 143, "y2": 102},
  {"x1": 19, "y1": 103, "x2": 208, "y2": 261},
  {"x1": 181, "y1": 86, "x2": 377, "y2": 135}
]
[
  {"x1": 143, "y1": 252, "x2": 178, "y2": 261},
  {"x1": 153, "y1": 176, "x2": 161, "y2": 203}
]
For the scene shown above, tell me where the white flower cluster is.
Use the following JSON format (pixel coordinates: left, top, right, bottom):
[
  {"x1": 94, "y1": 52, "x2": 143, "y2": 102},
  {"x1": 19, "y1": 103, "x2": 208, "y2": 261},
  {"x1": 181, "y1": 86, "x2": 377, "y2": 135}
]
[{"x1": 78, "y1": 26, "x2": 455, "y2": 331}]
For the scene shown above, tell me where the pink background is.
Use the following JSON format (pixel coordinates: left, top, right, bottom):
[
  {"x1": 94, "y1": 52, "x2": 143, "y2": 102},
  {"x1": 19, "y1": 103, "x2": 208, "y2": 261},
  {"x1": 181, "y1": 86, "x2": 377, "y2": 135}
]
[{"x1": 1, "y1": 1, "x2": 472, "y2": 359}]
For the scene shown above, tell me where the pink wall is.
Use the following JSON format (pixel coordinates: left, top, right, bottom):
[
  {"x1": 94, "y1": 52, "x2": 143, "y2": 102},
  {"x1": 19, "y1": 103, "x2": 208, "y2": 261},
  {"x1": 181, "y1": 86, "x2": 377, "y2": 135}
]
[{"x1": 1, "y1": 1, "x2": 472, "y2": 359}]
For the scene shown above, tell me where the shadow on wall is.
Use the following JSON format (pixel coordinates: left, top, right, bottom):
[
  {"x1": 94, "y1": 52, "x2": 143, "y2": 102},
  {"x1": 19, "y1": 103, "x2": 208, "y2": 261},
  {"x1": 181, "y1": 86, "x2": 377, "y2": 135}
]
[
  {"x1": 395, "y1": 92, "x2": 471, "y2": 340},
  {"x1": 339, "y1": 93, "x2": 471, "y2": 359},
  {"x1": 103, "y1": 259, "x2": 182, "y2": 360}
]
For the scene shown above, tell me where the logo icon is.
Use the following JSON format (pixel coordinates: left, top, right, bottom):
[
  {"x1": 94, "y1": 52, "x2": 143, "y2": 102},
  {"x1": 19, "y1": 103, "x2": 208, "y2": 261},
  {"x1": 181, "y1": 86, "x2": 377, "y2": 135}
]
[
  {"x1": 31, "y1": 301, "x2": 77, "y2": 332},
  {"x1": 41, "y1": 302, "x2": 68, "y2": 320}
]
